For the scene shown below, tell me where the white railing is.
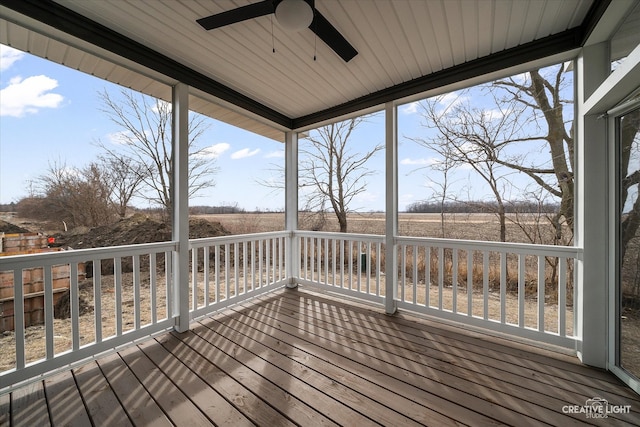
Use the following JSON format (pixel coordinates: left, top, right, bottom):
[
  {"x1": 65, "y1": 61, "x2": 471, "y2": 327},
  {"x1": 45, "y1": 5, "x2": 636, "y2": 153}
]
[
  {"x1": 0, "y1": 229, "x2": 581, "y2": 390},
  {"x1": 294, "y1": 231, "x2": 581, "y2": 349},
  {"x1": 295, "y1": 231, "x2": 386, "y2": 305},
  {"x1": 0, "y1": 242, "x2": 176, "y2": 388},
  {"x1": 0, "y1": 231, "x2": 290, "y2": 391},
  {"x1": 395, "y1": 236, "x2": 581, "y2": 348},
  {"x1": 188, "y1": 231, "x2": 289, "y2": 319}
]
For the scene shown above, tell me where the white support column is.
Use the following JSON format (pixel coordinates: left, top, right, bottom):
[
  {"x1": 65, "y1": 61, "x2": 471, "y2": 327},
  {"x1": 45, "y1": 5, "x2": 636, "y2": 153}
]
[
  {"x1": 172, "y1": 82, "x2": 190, "y2": 333},
  {"x1": 575, "y1": 42, "x2": 610, "y2": 367},
  {"x1": 385, "y1": 102, "x2": 398, "y2": 314},
  {"x1": 285, "y1": 131, "x2": 299, "y2": 288}
]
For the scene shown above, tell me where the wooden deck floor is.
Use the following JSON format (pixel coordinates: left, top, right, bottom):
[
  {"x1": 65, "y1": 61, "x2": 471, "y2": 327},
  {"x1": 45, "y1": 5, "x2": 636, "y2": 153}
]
[{"x1": 1, "y1": 287, "x2": 639, "y2": 426}]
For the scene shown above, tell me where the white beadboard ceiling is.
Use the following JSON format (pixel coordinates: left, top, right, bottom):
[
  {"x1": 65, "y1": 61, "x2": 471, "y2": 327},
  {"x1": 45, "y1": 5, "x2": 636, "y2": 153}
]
[{"x1": 0, "y1": 0, "x2": 631, "y2": 142}]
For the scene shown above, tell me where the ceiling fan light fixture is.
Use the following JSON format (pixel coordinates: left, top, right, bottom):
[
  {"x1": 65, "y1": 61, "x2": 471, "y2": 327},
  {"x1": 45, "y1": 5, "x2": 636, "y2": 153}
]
[{"x1": 275, "y1": 0, "x2": 313, "y2": 31}]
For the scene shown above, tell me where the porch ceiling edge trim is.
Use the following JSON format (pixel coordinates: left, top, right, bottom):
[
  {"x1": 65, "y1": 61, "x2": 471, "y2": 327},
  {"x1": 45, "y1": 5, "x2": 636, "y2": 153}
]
[
  {"x1": 0, "y1": 0, "x2": 293, "y2": 129},
  {"x1": 292, "y1": 0, "x2": 610, "y2": 130},
  {"x1": 579, "y1": 0, "x2": 612, "y2": 46},
  {"x1": 291, "y1": 28, "x2": 584, "y2": 130},
  {"x1": 0, "y1": 0, "x2": 608, "y2": 132}
]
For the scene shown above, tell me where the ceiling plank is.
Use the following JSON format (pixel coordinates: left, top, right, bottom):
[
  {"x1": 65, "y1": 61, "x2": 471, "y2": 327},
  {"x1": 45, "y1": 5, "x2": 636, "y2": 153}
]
[
  {"x1": 1, "y1": 0, "x2": 608, "y2": 133},
  {"x1": 292, "y1": 27, "x2": 582, "y2": 129},
  {"x1": 0, "y1": 0, "x2": 293, "y2": 129}
]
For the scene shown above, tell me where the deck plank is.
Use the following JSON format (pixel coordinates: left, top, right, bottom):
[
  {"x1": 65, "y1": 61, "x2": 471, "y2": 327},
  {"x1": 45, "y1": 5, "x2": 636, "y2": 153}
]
[
  {"x1": 196, "y1": 316, "x2": 428, "y2": 427},
  {"x1": 203, "y1": 307, "x2": 493, "y2": 426},
  {"x1": 118, "y1": 345, "x2": 215, "y2": 426},
  {"x1": 267, "y1": 294, "x2": 640, "y2": 419},
  {"x1": 154, "y1": 334, "x2": 304, "y2": 426},
  {"x1": 163, "y1": 331, "x2": 337, "y2": 426},
  {"x1": 248, "y1": 290, "x2": 640, "y2": 425},
  {"x1": 3, "y1": 287, "x2": 640, "y2": 426},
  {"x1": 191, "y1": 318, "x2": 383, "y2": 426},
  {"x1": 10, "y1": 380, "x2": 50, "y2": 427},
  {"x1": 312, "y1": 292, "x2": 622, "y2": 386},
  {"x1": 136, "y1": 336, "x2": 258, "y2": 426},
  {"x1": 281, "y1": 290, "x2": 640, "y2": 424},
  {"x1": 73, "y1": 360, "x2": 133, "y2": 427},
  {"x1": 224, "y1": 297, "x2": 564, "y2": 426},
  {"x1": 96, "y1": 352, "x2": 172, "y2": 426},
  {"x1": 0, "y1": 392, "x2": 9, "y2": 427},
  {"x1": 44, "y1": 370, "x2": 91, "y2": 427}
]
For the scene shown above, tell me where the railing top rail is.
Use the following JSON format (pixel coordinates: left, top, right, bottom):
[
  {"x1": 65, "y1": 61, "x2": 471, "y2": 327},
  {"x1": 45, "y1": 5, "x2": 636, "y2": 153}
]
[
  {"x1": 0, "y1": 241, "x2": 178, "y2": 270},
  {"x1": 293, "y1": 230, "x2": 385, "y2": 243},
  {"x1": 395, "y1": 235, "x2": 582, "y2": 257},
  {"x1": 189, "y1": 230, "x2": 289, "y2": 248},
  {"x1": 0, "y1": 229, "x2": 581, "y2": 271}
]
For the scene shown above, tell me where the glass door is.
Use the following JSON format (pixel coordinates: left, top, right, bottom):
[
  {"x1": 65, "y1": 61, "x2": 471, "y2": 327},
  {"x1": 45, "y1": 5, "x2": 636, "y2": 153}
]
[{"x1": 616, "y1": 102, "x2": 640, "y2": 389}]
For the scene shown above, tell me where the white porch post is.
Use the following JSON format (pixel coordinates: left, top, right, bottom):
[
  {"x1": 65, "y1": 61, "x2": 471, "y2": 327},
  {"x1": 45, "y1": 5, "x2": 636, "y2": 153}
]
[
  {"x1": 285, "y1": 131, "x2": 299, "y2": 288},
  {"x1": 385, "y1": 101, "x2": 398, "y2": 314},
  {"x1": 575, "y1": 42, "x2": 610, "y2": 367},
  {"x1": 172, "y1": 82, "x2": 190, "y2": 333}
]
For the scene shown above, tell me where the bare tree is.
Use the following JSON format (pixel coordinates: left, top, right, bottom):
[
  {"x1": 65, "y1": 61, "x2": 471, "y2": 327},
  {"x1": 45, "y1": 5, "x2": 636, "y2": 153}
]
[
  {"x1": 410, "y1": 91, "x2": 525, "y2": 241},
  {"x1": 406, "y1": 146, "x2": 458, "y2": 238},
  {"x1": 98, "y1": 153, "x2": 148, "y2": 218},
  {"x1": 409, "y1": 64, "x2": 575, "y2": 245},
  {"x1": 96, "y1": 89, "x2": 217, "y2": 214},
  {"x1": 33, "y1": 159, "x2": 116, "y2": 228},
  {"x1": 299, "y1": 117, "x2": 383, "y2": 233},
  {"x1": 492, "y1": 66, "x2": 574, "y2": 239}
]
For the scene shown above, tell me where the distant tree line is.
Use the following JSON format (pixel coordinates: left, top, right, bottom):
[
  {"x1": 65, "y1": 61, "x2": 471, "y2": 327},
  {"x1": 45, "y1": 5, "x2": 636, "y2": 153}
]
[
  {"x1": 405, "y1": 200, "x2": 560, "y2": 214},
  {"x1": 189, "y1": 205, "x2": 246, "y2": 215},
  {"x1": 0, "y1": 203, "x2": 16, "y2": 212}
]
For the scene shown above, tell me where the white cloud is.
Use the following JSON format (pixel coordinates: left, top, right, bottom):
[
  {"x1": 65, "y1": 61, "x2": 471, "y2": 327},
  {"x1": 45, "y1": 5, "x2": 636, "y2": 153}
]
[
  {"x1": 399, "y1": 92, "x2": 469, "y2": 116},
  {"x1": 151, "y1": 99, "x2": 171, "y2": 114},
  {"x1": 0, "y1": 75, "x2": 64, "y2": 117},
  {"x1": 0, "y1": 45, "x2": 25, "y2": 71},
  {"x1": 438, "y1": 91, "x2": 468, "y2": 109},
  {"x1": 401, "y1": 101, "x2": 420, "y2": 114},
  {"x1": 231, "y1": 147, "x2": 260, "y2": 159},
  {"x1": 399, "y1": 193, "x2": 416, "y2": 207},
  {"x1": 354, "y1": 191, "x2": 379, "y2": 204},
  {"x1": 107, "y1": 130, "x2": 133, "y2": 145},
  {"x1": 400, "y1": 157, "x2": 434, "y2": 166},
  {"x1": 200, "y1": 142, "x2": 230, "y2": 159},
  {"x1": 482, "y1": 108, "x2": 510, "y2": 121},
  {"x1": 264, "y1": 150, "x2": 284, "y2": 159}
]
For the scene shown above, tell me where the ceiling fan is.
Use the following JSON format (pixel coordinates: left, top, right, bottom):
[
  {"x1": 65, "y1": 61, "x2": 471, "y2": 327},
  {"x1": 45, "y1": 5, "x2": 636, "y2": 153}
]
[{"x1": 196, "y1": 0, "x2": 358, "y2": 62}]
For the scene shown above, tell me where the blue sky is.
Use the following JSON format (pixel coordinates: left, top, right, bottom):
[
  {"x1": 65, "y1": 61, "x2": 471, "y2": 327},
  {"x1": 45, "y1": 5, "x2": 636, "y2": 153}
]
[{"x1": 1, "y1": 44, "x2": 563, "y2": 212}]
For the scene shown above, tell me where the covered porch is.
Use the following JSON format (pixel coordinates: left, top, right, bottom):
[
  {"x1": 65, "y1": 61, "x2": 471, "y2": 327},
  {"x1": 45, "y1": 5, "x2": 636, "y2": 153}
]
[
  {"x1": 2, "y1": 0, "x2": 640, "y2": 424},
  {"x1": 3, "y1": 288, "x2": 639, "y2": 426}
]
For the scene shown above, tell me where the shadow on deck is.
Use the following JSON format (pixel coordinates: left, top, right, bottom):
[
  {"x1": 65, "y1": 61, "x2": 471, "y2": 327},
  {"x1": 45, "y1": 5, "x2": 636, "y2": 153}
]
[{"x1": 1, "y1": 287, "x2": 639, "y2": 426}]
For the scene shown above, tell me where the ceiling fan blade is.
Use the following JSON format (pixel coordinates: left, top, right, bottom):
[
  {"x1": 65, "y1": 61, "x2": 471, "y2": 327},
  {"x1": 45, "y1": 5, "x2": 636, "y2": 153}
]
[
  {"x1": 310, "y1": 10, "x2": 357, "y2": 62},
  {"x1": 197, "y1": 1, "x2": 275, "y2": 30}
]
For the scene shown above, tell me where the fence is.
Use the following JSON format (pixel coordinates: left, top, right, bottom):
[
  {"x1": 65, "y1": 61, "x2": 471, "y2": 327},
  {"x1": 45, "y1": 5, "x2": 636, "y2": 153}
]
[
  {"x1": 0, "y1": 242, "x2": 176, "y2": 387},
  {"x1": 295, "y1": 231, "x2": 385, "y2": 306},
  {"x1": 188, "y1": 231, "x2": 289, "y2": 319},
  {"x1": 1, "y1": 229, "x2": 581, "y2": 391},
  {"x1": 0, "y1": 232, "x2": 290, "y2": 390},
  {"x1": 294, "y1": 231, "x2": 581, "y2": 348}
]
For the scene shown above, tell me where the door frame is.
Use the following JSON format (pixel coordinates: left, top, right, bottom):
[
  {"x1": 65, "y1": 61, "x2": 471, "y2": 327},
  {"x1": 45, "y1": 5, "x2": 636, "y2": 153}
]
[{"x1": 608, "y1": 96, "x2": 640, "y2": 395}]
